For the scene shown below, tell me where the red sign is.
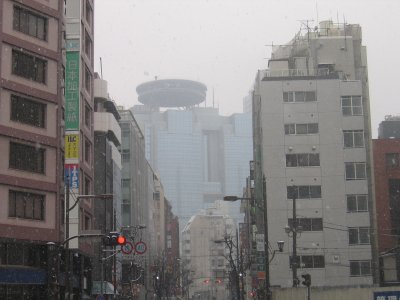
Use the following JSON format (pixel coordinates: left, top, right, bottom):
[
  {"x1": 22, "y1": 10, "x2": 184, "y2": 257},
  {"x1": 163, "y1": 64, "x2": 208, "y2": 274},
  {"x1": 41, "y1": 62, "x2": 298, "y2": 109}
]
[
  {"x1": 134, "y1": 241, "x2": 147, "y2": 254},
  {"x1": 121, "y1": 241, "x2": 134, "y2": 254}
]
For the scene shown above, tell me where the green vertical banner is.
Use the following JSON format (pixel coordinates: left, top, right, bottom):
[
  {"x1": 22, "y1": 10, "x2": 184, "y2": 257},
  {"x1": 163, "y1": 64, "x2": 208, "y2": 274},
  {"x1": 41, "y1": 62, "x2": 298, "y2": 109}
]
[{"x1": 65, "y1": 51, "x2": 80, "y2": 130}]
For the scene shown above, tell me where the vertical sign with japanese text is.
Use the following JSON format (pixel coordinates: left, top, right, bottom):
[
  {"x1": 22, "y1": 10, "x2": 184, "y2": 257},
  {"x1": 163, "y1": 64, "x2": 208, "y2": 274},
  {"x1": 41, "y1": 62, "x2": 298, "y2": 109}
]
[{"x1": 65, "y1": 51, "x2": 80, "y2": 130}]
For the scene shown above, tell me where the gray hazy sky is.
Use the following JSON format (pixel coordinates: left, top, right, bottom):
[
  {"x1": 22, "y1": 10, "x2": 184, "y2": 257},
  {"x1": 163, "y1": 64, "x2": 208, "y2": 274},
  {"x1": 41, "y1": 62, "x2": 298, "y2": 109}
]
[{"x1": 94, "y1": 0, "x2": 400, "y2": 137}]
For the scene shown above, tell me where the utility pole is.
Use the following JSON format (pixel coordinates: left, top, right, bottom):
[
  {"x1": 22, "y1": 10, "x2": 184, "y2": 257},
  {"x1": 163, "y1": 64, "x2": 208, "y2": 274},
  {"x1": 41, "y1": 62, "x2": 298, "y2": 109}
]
[
  {"x1": 263, "y1": 176, "x2": 271, "y2": 299},
  {"x1": 292, "y1": 187, "x2": 298, "y2": 287},
  {"x1": 65, "y1": 176, "x2": 70, "y2": 300}
]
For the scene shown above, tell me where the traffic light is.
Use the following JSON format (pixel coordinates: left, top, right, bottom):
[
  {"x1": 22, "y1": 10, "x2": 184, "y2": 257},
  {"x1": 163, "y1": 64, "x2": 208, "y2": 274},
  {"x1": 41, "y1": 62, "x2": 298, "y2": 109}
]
[
  {"x1": 203, "y1": 279, "x2": 210, "y2": 284},
  {"x1": 249, "y1": 290, "x2": 256, "y2": 298},
  {"x1": 215, "y1": 278, "x2": 222, "y2": 284},
  {"x1": 301, "y1": 273, "x2": 311, "y2": 287},
  {"x1": 103, "y1": 231, "x2": 127, "y2": 246}
]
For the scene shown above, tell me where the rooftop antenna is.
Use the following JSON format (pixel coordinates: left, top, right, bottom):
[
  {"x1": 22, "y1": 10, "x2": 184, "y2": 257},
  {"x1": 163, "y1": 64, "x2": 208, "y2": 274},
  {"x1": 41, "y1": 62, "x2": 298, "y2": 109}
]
[
  {"x1": 343, "y1": 14, "x2": 347, "y2": 51},
  {"x1": 100, "y1": 57, "x2": 103, "y2": 79}
]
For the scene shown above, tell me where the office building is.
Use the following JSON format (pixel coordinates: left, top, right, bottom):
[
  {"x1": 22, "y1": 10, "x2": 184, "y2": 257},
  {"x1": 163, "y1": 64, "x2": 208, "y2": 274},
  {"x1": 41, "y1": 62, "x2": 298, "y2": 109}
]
[
  {"x1": 133, "y1": 79, "x2": 252, "y2": 228},
  {"x1": 252, "y1": 21, "x2": 377, "y2": 287},
  {"x1": 0, "y1": 0, "x2": 65, "y2": 298}
]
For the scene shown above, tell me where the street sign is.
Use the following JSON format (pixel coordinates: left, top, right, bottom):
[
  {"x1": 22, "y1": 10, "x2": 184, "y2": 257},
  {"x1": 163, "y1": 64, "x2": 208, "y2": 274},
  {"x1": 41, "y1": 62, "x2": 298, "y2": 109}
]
[
  {"x1": 374, "y1": 291, "x2": 400, "y2": 300},
  {"x1": 121, "y1": 241, "x2": 134, "y2": 255},
  {"x1": 135, "y1": 241, "x2": 147, "y2": 254}
]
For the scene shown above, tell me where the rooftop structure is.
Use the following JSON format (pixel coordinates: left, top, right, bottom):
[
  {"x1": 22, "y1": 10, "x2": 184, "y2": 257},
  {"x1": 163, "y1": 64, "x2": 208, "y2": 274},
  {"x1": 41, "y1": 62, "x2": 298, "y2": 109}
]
[{"x1": 136, "y1": 79, "x2": 207, "y2": 108}]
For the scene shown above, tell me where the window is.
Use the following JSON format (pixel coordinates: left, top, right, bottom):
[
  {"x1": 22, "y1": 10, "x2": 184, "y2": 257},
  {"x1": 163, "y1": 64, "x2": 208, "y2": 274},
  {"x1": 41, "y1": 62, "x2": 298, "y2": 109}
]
[
  {"x1": 153, "y1": 191, "x2": 160, "y2": 201},
  {"x1": 348, "y1": 227, "x2": 370, "y2": 245},
  {"x1": 286, "y1": 153, "x2": 320, "y2": 167},
  {"x1": 9, "y1": 190, "x2": 45, "y2": 220},
  {"x1": 287, "y1": 185, "x2": 321, "y2": 199},
  {"x1": 386, "y1": 153, "x2": 399, "y2": 168},
  {"x1": 288, "y1": 218, "x2": 323, "y2": 231},
  {"x1": 84, "y1": 139, "x2": 91, "y2": 163},
  {"x1": 84, "y1": 104, "x2": 91, "y2": 128},
  {"x1": 13, "y1": 6, "x2": 47, "y2": 40},
  {"x1": 12, "y1": 50, "x2": 47, "y2": 83},
  {"x1": 350, "y1": 260, "x2": 371, "y2": 276},
  {"x1": 10, "y1": 95, "x2": 46, "y2": 128},
  {"x1": 283, "y1": 91, "x2": 316, "y2": 102},
  {"x1": 84, "y1": 176, "x2": 91, "y2": 195},
  {"x1": 85, "y1": 30, "x2": 92, "y2": 59},
  {"x1": 84, "y1": 65, "x2": 91, "y2": 92},
  {"x1": 9, "y1": 142, "x2": 45, "y2": 173},
  {"x1": 345, "y1": 162, "x2": 366, "y2": 180},
  {"x1": 285, "y1": 123, "x2": 318, "y2": 135},
  {"x1": 300, "y1": 255, "x2": 325, "y2": 268},
  {"x1": 347, "y1": 195, "x2": 368, "y2": 212},
  {"x1": 341, "y1": 96, "x2": 363, "y2": 116},
  {"x1": 343, "y1": 130, "x2": 364, "y2": 148}
]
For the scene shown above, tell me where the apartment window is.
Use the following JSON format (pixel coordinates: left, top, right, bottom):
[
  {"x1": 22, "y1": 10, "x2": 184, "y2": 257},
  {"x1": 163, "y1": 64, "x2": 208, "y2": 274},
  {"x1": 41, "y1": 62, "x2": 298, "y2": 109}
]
[
  {"x1": 285, "y1": 123, "x2": 318, "y2": 135},
  {"x1": 300, "y1": 255, "x2": 325, "y2": 268},
  {"x1": 13, "y1": 6, "x2": 47, "y2": 40},
  {"x1": 349, "y1": 227, "x2": 370, "y2": 245},
  {"x1": 9, "y1": 190, "x2": 45, "y2": 220},
  {"x1": 350, "y1": 260, "x2": 371, "y2": 276},
  {"x1": 153, "y1": 191, "x2": 160, "y2": 201},
  {"x1": 345, "y1": 162, "x2": 366, "y2": 180},
  {"x1": 283, "y1": 91, "x2": 316, "y2": 102},
  {"x1": 286, "y1": 153, "x2": 320, "y2": 167},
  {"x1": 343, "y1": 130, "x2": 364, "y2": 148},
  {"x1": 85, "y1": 30, "x2": 92, "y2": 59},
  {"x1": 84, "y1": 65, "x2": 91, "y2": 92},
  {"x1": 10, "y1": 95, "x2": 46, "y2": 128},
  {"x1": 347, "y1": 195, "x2": 368, "y2": 212},
  {"x1": 386, "y1": 153, "x2": 400, "y2": 168},
  {"x1": 12, "y1": 50, "x2": 47, "y2": 84},
  {"x1": 288, "y1": 218, "x2": 323, "y2": 231},
  {"x1": 84, "y1": 104, "x2": 91, "y2": 128},
  {"x1": 341, "y1": 96, "x2": 363, "y2": 116},
  {"x1": 9, "y1": 142, "x2": 45, "y2": 173},
  {"x1": 83, "y1": 141, "x2": 90, "y2": 164},
  {"x1": 287, "y1": 185, "x2": 321, "y2": 199}
]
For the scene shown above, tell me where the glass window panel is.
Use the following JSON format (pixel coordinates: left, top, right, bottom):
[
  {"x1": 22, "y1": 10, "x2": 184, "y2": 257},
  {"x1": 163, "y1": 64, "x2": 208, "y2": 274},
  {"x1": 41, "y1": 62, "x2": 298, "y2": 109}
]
[
  {"x1": 305, "y1": 91, "x2": 316, "y2": 102},
  {"x1": 285, "y1": 124, "x2": 295, "y2": 134},
  {"x1": 286, "y1": 154, "x2": 297, "y2": 167},
  {"x1": 28, "y1": 14, "x2": 37, "y2": 37},
  {"x1": 294, "y1": 91, "x2": 305, "y2": 102},
  {"x1": 297, "y1": 154, "x2": 309, "y2": 166},
  {"x1": 299, "y1": 219, "x2": 311, "y2": 231},
  {"x1": 342, "y1": 107, "x2": 352, "y2": 116},
  {"x1": 283, "y1": 92, "x2": 289, "y2": 102},
  {"x1": 310, "y1": 186, "x2": 321, "y2": 198},
  {"x1": 343, "y1": 131, "x2": 353, "y2": 147},
  {"x1": 349, "y1": 228, "x2": 358, "y2": 245},
  {"x1": 352, "y1": 96, "x2": 362, "y2": 106},
  {"x1": 25, "y1": 196, "x2": 33, "y2": 219},
  {"x1": 345, "y1": 163, "x2": 355, "y2": 180},
  {"x1": 352, "y1": 106, "x2": 363, "y2": 115},
  {"x1": 350, "y1": 261, "x2": 359, "y2": 276},
  {"x1": 357, "y1": 195, "x2": 368, "y2": 211},
  {"x1": 386, "y1": 153, "x2": 399, "y2": 168},
  {"x1": 298, "y1": 186, "x2": 310, "y2": 199},
  {"x1": 311, "y1": 218, "x2": 323, "y2": 231},
  {"x1": 356, "y1": 163, "x2": 366, "y2": 179},
  {"x1": 347, "y1": 195, "x2": 357, "y2": 212},
  {"x1": 296, "y1": 124, "x2": 308, "y2": 134},
  {"x1": 15, "y1": 195, "x2": 24, "y2": 218},
  {"x1": 309, "y1": 154, "x2": 320, "y2": 166},
  {"x1": 301, "y1": 256, "x2": 313, "y2": 268},
  {"x1": 308, "y1": 123, "x2": 318, "y2": 134},
  {"x1": 341, "y1": 97, "x2": 351, "y2": 106},
  {"x1": 8, "y1": 244, "x2": 23, "y2": 265},
  {"x1": 313, "y1": 256, "x2": 325, "y2": 268},
  {"x1": 360, "y1": 261, "x2": 371, "y2": 275},
  {"x1": 354, "y1": 131, "x2": 364, "y2": 147},
  {"x1": 359, "y1": 228, "x2": 370, "y2": 244}
]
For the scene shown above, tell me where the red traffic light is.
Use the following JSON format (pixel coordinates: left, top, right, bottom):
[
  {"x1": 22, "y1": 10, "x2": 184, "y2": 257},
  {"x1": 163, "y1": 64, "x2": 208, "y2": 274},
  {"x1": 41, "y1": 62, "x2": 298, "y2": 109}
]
[
  {"x1": 117, "y1": 235, "x2": 126, "y2": 245},
  {"x1": 215, "y1": 279, "x2": 222, "y2": 284},
  {"x1": 249, "y1": 290, "x2": 256, "y2": 298},
  {"x1": 203, "y1": 279, "x2": 210, "y2": 284}
]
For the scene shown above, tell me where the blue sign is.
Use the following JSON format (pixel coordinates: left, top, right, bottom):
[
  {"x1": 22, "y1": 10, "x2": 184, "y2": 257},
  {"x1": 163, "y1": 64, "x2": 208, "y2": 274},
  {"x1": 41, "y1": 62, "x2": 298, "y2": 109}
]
[
  {"x1": 65, "y1": 164, "x2": 79, "y2": 188},
  {"x1": 374, "y1": 291, "x2": 400, "y2": 300},
  {"x1": 0, "y1": 267, "x2": 46, "y2": 284}
]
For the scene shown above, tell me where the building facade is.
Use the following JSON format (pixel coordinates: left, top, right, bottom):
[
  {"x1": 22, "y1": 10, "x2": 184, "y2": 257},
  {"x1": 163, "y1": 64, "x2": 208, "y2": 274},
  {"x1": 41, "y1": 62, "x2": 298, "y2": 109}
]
[
  {"x1": 252, "y1": 21, "x2": 377, "y2": 288},
  {"x1": 0, "y1": 0, "x2": 65, "y2": 298},
  {"x1": 373, "y1": 117, "x2": 400, "y2": 285}
]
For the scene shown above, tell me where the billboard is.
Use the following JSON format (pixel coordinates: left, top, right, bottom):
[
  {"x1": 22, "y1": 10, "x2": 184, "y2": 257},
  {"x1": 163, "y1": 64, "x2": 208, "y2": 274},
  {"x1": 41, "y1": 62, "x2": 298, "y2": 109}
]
[
  {"x1": 65, "y1": 50, "x2": 80, "y2": 130},
  {"x1": 65, "y1": 134, "x2": 79, "y2": 159}
]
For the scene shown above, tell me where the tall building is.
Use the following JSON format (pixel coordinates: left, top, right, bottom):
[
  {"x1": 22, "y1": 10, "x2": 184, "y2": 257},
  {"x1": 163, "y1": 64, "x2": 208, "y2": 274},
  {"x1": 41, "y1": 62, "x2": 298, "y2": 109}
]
[
  {"x1": 252, "y1": 21, "x2": 377, "y2": 288},
  {"x1": 0, "y1": 0, "x2": 65, "y2": 298},
  {"x1": 133, "y1": 79, "x2": 252, "y2": 228},
  {"x1": 92, "y1": 74, "x2": 122, "y2": 294},
  {"x1": 373, "y1": 117, "x2": 400, "y2": 285}
]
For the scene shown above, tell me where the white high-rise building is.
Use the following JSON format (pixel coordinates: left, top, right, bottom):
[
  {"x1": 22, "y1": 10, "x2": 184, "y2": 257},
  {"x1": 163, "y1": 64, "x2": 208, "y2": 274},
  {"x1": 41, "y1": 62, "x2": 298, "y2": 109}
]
[{"x1": 253, "y1": 21, "x2": 377, "y2": 288}]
